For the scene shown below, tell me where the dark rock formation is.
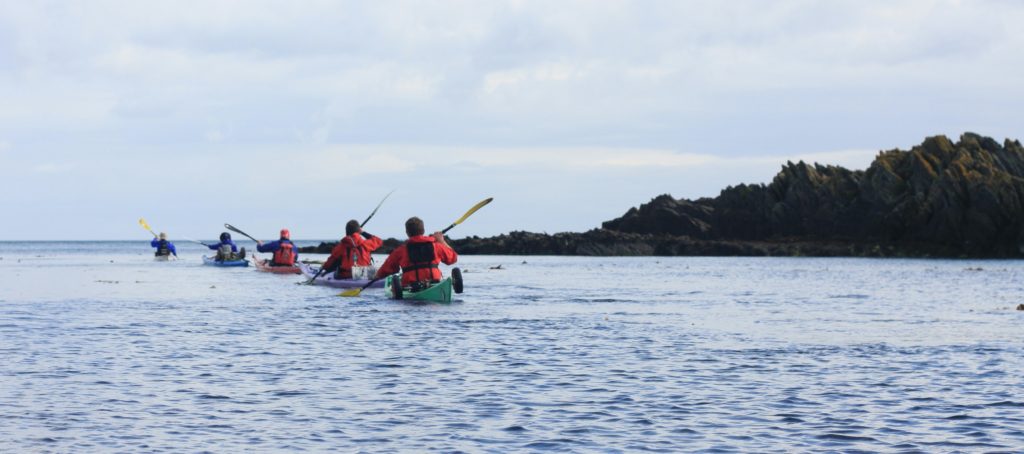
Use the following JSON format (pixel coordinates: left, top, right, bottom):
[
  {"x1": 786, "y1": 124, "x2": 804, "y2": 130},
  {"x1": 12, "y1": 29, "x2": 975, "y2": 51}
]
[
  {"x1": 599, "y1": 133, "x2": 1024, "y2": 257},
  {"x1": 601, "y1": 195, "x2": 715, "y2": 237}
]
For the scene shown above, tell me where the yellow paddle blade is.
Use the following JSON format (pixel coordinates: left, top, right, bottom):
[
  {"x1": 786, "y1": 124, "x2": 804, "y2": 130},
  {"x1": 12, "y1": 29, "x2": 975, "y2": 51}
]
[
  {"x1": 452, "y1": 197, "x2": 493, "y2": 227},
  {"x1": 339, "y1": 288, "x2": 363, "y2": 297},
  {"x1": 139, "y1": 218, "x2": 157, "y2": 237}
]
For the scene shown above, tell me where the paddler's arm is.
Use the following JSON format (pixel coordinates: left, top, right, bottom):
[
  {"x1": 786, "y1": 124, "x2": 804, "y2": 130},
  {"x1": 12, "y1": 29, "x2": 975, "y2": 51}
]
[
  {"x1": 373, "y1": 248, "x2": 402, "y2": 280},
  {"x1": 433, "y1": 232, "x2": 458, "y2": 265},
  {"x1": 321, "y1": 243, "x2": 343, "y2": 274},
  {"x1": 361, "y1": 232, "x2": 384, "y2": 252},
  {"x1": 256, "y1": 240, "x2": 275, "y2": 253}
]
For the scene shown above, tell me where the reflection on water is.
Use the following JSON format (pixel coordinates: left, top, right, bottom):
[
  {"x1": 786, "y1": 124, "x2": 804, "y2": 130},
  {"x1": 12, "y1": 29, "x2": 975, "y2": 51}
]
[{"x1": 1, "y1": 242, "x2": 1023, "y2": 451}]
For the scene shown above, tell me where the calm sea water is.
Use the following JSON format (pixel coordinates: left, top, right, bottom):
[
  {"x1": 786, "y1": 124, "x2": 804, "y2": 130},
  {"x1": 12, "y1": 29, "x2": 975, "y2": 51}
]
[{"x1": 1, "y1": 241, "x2": 1022, "y2": 452}]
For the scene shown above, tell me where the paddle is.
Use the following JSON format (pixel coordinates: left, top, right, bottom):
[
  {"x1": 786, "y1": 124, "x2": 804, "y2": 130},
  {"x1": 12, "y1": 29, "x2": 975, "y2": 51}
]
[
  {"x1": 224, "y1": 223, "x2": 259, "y2": 243},
  {"x1": 181, "y1": 237, "x2": 212, "y2": 247},
  {"x1": 361, "y1": 189, "x2": 395, "y2": 228},
  {"x1": 440, "y1": 197, "x2": 493, "y2": 235},
  {"x1": 305, "y1": 190, "x2": 396, "y2": 284},
  {"x1": 339, "y1": 197, "x2": 493, "y2": 298},
  {"x1": 138, "y1": 218, "x2": 158, "y2": 238}
]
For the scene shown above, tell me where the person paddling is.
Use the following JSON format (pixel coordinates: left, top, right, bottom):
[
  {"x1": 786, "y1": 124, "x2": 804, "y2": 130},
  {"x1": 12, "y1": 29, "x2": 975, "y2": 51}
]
[
  {"x1": 256, "y1": 229, "x2": 298, "y2": 266},
  {"x1": 322, "y1": 220, "x2": 383, "y2": 279},
  {"x1": 208, "y1": 232, "x2": 245, "y2": 261},
  {"x1": 151, "y1": 232, "x2": 178, "y2": 258},
  {"x1": 374, "y1": 217, "x2": 457, "y2": 290}
]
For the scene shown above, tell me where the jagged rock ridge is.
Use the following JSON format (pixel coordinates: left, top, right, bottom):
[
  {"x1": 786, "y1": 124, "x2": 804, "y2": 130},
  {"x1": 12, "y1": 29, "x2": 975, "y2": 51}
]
[{"x1": 600, "y1": 132, "x2": 1024, "y2": 256}]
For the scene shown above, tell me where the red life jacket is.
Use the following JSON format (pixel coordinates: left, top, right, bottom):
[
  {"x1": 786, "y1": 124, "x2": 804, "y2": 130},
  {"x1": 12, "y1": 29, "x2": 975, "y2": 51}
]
[
  {"x1": 334, "y1": 238, "x2": 355, "y2": 279},
  {"x1": 401, "y1": 241, "x2": 441, "y2": 284},
  {"x1": 333, "y1": 233, "x2": 383, "y2": 279},
  {"x1": 272, "y1": 241, "x2": 296, "y2": 266}
]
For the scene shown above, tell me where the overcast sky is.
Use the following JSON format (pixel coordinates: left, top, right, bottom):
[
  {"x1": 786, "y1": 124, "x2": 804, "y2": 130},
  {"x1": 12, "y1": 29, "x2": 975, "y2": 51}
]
[{"x1": 2, "y1": 1, "x2": 1023, "y2": 240}]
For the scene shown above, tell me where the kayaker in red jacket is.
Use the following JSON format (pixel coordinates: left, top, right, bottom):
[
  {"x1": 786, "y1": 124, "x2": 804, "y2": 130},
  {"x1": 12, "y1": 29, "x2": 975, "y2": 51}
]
[
  {"x1": 375, "y1": 217, "x2": 458, "y2": 287},
  {"x1": 256, "y1": 229, "x2": 298, "y2": 266},
  {"x1": 322, "y1": 220, "x2": 384, "y2": 279}
]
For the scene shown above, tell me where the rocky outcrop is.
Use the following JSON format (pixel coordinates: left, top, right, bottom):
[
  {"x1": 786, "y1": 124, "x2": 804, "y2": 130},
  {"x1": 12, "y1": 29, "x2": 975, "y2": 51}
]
[
  {"x1": 600, "y1": 133, "x2": 1024, "y2": 257},
  {"x1": 601, "y1": 195, "x2": 715, "y2": 237}
]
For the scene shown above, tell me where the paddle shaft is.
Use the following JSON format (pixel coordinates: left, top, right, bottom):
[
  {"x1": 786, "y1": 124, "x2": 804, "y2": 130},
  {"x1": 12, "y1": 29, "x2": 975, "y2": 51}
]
[
  {"x1": 345, "y1": 276, "x2": 384, "y2": 296},
  {"x1": 361, "y1": 189, "x2": 395, "y2": 228},
  {"x1": 224, "y1": 223, "x2": 259, "y2": 243},
  {"x1": 182, "y1": 237, "x2": 211, "y2": 247}
]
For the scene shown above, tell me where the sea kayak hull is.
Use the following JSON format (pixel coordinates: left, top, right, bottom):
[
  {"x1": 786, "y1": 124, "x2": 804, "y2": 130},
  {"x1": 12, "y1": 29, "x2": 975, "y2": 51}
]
[
  {"x1": 298, "y1": 262, "x2": 384, "y2": 289},
  {"x1": 202, "y1": 256, "x2": 249, "y2": 267},
  {"x1": 154, "y1": 255, "x2": 175, "y2": 262},
  {"x1": 384, "y1": 275, "x2": 453, "y2": 304},
  {"x1": 254, "y1": 258, "x2": 300, "y2": 274}
]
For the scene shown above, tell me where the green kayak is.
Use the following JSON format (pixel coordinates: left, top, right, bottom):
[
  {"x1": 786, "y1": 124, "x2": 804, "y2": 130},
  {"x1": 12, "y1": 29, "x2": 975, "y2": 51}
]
[{"x1": 384, "y1": 275, "x2": 455, "y2": 304}]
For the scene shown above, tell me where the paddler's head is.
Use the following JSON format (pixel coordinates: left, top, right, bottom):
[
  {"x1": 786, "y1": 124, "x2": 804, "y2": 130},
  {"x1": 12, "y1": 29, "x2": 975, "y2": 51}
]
[
  {"x1": 405, "y1": 217, "x2": 425, "y2": 238},
  {"x1": 220, "y1": 232, "x2": 231, "y2": 242},
  {"x1": 345, "y1": 220, "x2": 360, "y2": 236},
  {"x1": 159, "y1": 232, "x2": 167, "y2": 240},
  {"x1": 280, "y1": 228, "x2": 290, "y2": 240}
]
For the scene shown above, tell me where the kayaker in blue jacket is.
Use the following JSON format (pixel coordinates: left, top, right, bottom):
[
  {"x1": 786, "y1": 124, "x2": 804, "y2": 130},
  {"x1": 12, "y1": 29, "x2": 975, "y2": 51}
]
[
  {"x1": 208, "y1": 232, "x2": 244, "y2": 261},
  {"x1": 151, "y1": 232, "x2": 177, "y2": 257},
  {"x1": 256, "y1": 229, "x2": 298, "y2": 266}
]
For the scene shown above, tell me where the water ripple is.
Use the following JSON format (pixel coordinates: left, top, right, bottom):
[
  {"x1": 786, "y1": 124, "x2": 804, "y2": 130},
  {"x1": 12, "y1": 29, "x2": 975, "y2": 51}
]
[{"x1": 1, "y1": 252, "x2": 1023, "y2": 451}]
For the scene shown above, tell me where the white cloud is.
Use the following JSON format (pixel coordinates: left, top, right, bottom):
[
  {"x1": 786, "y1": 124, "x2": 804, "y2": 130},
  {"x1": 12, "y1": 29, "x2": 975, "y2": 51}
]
[
  {"x1": 291, "y1": 147, "x2": 417, "y2": 180},
  {"x1": 228, "y1": 144, "x2": 871, "y2": 176},
  {"x1": 205, "y1": 129, "x2": 226, "y2": 143},
  {"x1": 482, "y1": 62, "x2": 587, "y2": 93},
  {"x1": 1, "y1": 1, "x2": 1023, "y2": 239},
  {"x1": 31, "y1": 162, "x2": 75, "y2": 174},
  {"x1": 299, "y1": 145, "x2": 719, "y2": 172}
]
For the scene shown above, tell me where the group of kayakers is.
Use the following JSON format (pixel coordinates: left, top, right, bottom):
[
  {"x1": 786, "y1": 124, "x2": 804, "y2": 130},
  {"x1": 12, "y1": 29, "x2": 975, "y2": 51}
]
[{"x1": 149, "y1": 216, "x2": 459, "y2": 289}]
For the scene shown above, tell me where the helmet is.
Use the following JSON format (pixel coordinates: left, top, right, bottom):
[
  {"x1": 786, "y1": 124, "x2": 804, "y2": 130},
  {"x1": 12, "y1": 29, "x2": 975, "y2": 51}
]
[
  {"x1": 220, "y1": 232, "x2": 231, "y2": 242},
  {"x1": 159, "y1": 232, "x2": 167, "y2": 240},
  {"x1": 280, "y1": 228, "x2": 290, "y2": 240}
]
